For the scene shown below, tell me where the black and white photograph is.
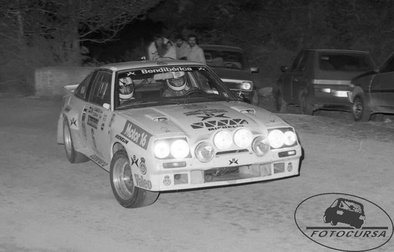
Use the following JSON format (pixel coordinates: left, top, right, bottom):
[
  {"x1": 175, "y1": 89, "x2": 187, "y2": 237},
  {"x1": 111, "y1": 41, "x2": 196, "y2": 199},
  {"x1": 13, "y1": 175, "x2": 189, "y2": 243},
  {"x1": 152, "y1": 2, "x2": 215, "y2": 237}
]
[{"x1": 0, "y1": 1, "x2": 393, "y2": 251}]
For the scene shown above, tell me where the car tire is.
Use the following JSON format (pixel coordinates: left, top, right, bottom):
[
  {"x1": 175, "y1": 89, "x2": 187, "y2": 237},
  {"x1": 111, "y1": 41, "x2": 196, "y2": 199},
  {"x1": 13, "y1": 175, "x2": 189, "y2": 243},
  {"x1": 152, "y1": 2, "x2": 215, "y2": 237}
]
[
  {"x1": 323, "y1": 215, "x2": 329, "y2": 223},
  {"x1": 110, "y1": 150, "x2": 159, "y2": 208},
  {"x1": 299, "y1": 90, "x2": 314, "y2": 115},
  {"x1": 352, "y1": 96, "x2": 370, "y2": 121},
  {"x1": 330, "y1": 219, "x2": 338, "y2": 226},
  {"x1": 63, "y1": 119, "x2": 88, "y2": 163}
]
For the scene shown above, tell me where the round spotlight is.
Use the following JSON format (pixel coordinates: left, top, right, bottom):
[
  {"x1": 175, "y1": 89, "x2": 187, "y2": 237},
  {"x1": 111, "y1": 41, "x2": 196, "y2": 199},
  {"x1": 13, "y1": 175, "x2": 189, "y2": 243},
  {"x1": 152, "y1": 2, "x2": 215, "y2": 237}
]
[
  {"x1": 170, "y1": 139, "x2": 190, "y2": 159},
  {"x1": 154, "y1": 141, "x2": 170, "y2": 159},
  {"x1": 213, "y1": 130, "x2": 233, "y2": 150},
  {"x1": 233, "y1": 128, "x2": 253, "y2": 148},
  {"x1": 284, "y1": 131, "x2": 297, "y2": 146},
  {"x1": 252, "y1": 136, "x2": 270, "y2": 156},
  {"x1": 241, "y1": 81, "x2": 252, "y2": 90},
  {"x1": 267, "y1": 129, "x2": 285, "y2": 149},
  {"x1": 195, "y1": 142, "x2": 215, "y2": 163}
]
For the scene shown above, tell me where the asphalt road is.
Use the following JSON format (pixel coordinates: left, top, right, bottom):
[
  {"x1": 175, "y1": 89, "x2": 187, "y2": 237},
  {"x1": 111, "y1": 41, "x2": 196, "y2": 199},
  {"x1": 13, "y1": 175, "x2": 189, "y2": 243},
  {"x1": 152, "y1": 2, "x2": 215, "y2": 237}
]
[{"x1": 0, "y1": 96, "x2": 393, "y2": 252}]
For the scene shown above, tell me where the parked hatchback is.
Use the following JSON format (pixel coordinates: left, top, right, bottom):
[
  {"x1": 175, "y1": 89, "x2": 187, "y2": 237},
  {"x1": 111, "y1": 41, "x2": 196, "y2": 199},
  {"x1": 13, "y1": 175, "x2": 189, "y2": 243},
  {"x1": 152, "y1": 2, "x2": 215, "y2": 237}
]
[
  {"x1": 200, "y1": 44, "x2": 259, "y2": 104},
  {"x1": 275, "y1": 49, "x2": 375, "y2": 114},
  {"x1": 350, "y1": 53, "x2": 394, "y2": 121}
]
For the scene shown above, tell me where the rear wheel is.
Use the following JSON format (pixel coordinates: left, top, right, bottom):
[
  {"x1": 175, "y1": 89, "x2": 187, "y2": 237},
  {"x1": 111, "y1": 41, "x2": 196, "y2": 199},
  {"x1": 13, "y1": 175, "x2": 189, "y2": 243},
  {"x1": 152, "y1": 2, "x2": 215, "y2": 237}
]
[
  {"x1": 63, "y1": 119, "x2": 88, "y2": 163},
  {"x1": 110, "y1": 150, "x2": 159, "y2": 208},
  {"x1": 352, "y1": 96, "x2": 370, "y2": 121}
]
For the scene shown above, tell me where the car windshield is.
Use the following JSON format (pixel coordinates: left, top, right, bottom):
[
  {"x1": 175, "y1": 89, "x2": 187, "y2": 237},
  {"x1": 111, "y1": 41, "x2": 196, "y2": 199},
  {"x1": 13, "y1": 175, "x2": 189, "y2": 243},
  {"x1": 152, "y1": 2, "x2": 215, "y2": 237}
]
[
  {"x1": 338, "y1": 199, "x2": 363, "y2": 213},
  {"x1": 115, "y1": 65, "x2": 235, "y2": 110},
  {"x1": 319, "y1": 53, "x2": 373, "y2": 72},
  {"x1": 204, "y1": 50, "x2": 245, "y2": 70}
]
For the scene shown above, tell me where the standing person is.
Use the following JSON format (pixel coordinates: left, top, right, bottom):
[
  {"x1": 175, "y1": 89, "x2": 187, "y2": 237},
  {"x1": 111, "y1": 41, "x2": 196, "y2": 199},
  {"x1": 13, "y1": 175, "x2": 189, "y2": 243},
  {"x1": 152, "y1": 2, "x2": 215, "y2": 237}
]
[
  {"x1": 175, "y1": 35, "x2": 190, "y2": 60},
  {"x1": 162, "y1": 40, "x2": 177, "y2": 59},
  {"x1": 186, "y1": 34, "x2": 206, "y2": 64},
  {"x1": 147, "y1": 35, "x2": 168, "y2": 60}
]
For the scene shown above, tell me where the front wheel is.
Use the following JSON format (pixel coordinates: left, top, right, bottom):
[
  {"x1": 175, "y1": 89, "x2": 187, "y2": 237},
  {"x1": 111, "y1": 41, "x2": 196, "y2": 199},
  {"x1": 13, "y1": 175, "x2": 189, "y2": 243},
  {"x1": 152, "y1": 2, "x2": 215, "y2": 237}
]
[
  {"x1": 352, "y1": 96, "x2": 370, "y2": 121},
  {"x1": 63, "y1": 119, "x2": 88, "y2": 163},
  {"x1": 110, "y1": 150, "x2": 159, "y2": 208}
]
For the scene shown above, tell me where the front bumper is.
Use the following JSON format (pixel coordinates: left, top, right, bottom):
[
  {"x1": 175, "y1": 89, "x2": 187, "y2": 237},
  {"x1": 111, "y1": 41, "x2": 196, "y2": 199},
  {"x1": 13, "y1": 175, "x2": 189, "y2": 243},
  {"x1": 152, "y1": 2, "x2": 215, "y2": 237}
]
[{"x1": 142, "y1": 147, "x2": 301, "y2": 191}]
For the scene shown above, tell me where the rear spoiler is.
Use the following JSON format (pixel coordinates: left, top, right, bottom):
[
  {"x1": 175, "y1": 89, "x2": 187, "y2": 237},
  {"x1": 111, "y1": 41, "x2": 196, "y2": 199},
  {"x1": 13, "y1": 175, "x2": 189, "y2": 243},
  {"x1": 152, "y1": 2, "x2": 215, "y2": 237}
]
[{"x1": 64, "y1": 84, "x2": 79, "y2": 94}]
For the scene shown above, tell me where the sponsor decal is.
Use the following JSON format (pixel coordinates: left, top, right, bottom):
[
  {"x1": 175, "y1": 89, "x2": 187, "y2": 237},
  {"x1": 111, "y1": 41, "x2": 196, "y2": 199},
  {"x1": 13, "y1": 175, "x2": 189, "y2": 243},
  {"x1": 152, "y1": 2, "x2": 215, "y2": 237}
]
[
  {"x1": 130, "y1": 155, "x2": 139, "y2": 167},
  {"x1": 121, "y1": 121, "x2": 152, "y2": 150},
  {"x1": 87, "y1": 115, "x2": 98, "y2": 129},
  {"x1": 229, "y1": 158, "x2": 238, "y2": 165},
  {"x1": 90, "y1": 154, "x2": 108, "y2": 167},
  {"x1": 294, "y1": 193, "x2": 393, "y2": 252},
  {"x1": 140, "y1": 66, "x2": 193, "y2": 74},
  {"x1": 191, "y1": 118, "x2": 248, "y2": 131},
  {"x1": 115, "y1": 134, "x2": 129, "y2": 144},
  {"x1": 134, "y1": 174, "x2": 152, "y2": 190},
  {"x1": 185, "y1": 108, "x2": 229, "y2": 121},
  {"x1": 163, "y1": 175, "x2": 171, "y2": 186},
  {"x1": 81, "y1": 108, "x2": 87, "y2": 139},
  {"x1": 70, "y1": 117, "x2": 77, "y2": 128},
  {"x1": 140, "y1": 157, "x2": 147, "y2": 175}
]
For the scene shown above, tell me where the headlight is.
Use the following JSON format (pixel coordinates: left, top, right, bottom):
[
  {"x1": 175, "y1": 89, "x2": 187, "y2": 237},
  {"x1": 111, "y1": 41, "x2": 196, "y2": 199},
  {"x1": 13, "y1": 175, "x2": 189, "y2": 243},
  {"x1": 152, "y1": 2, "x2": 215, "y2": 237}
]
[
  {"x1": 267, "y1": 129, "x2": 285, "y2": 149},
  {"x1": 195, "y1": 142, "x2": 214, "y2": 162},
  {"x1": 171, "y1": 139, "x2": 189, "y2": 159},
  {"x1": 252, "y1": 136, "x2": 270, "y2": 156},
  {"x1": 213, "y1": 130, "x2": 233, "y2": 150},
  {"x1": 241, "y1": 81, "x2": 252, "y2": 90},
  {"x1": 284, "y1": 131, "x2": 297, "y2": 146},
  {"x1": 154, "y1": 141, "x2": 170, "y2": 159},
  {"x1": 233, "y1": 128, "x2": 253, "y2": 148}
]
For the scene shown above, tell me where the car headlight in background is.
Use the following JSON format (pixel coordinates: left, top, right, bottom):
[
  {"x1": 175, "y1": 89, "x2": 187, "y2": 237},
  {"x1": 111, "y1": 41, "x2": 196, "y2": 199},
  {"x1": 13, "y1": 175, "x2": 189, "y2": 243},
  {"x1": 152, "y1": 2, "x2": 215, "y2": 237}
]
[
  {"x1": 240, "y1": 81, "x2": 252, "y2": 91},
  {"x1": 267, "y1": 128, "x2": 298, "y2": 149},
  {"x1": 154, "y1": 138, "x2": 190, "y2": 159},
  {"x1": 252, "y1": 136, "x2": 270, "y2": 156},
  {"x1": 233, "y1": 128, "x2": 253, "y2": 148},
  {"x1": 213, "y1": 130, "x2": 233, "y2": 150},
  {"x1": 195, "y1": 142, "x2": 215, "y2": 162}
]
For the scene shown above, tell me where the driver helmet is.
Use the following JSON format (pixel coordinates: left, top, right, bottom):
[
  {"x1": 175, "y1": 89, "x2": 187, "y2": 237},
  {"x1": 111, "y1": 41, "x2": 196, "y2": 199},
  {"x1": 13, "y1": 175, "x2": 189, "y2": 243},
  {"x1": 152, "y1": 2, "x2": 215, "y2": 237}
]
[
  {"x1": 119, "y1": 77, "x2": 134, "y2": 100},
  {"x1": 166, "y1": 71, "x2": 186, "y2": 91}
]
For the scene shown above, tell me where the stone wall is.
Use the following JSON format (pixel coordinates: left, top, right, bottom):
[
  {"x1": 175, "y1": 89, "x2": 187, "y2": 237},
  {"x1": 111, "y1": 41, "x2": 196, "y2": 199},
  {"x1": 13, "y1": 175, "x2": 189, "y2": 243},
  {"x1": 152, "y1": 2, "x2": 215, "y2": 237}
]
[{"x1": 34, "y1": 67, "x2": 95, "y2": 97}]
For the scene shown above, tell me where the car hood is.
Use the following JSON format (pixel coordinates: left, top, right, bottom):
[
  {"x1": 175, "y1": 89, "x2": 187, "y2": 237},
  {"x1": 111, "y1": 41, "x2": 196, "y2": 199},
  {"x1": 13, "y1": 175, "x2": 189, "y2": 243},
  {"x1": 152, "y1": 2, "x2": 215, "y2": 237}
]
[
  {"x1": 211, "y1": 68, "x2": 252, "y2": 81},
  {"x1": 118, "y1": 101, "x2": 285, "y2": 138}
]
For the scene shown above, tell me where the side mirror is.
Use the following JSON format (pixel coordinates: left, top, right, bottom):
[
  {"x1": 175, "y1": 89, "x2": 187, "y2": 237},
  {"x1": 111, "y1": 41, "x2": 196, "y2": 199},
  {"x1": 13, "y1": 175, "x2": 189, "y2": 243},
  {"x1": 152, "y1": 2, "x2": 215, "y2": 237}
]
[
  {"x1": 280, "y1": 66, "x2": 289, "y2": 72},
  {"x1": 250, "y1": 67, "x2": 259, "y2": 73},
  {"x1": 103, "y1": 103, "x2": 111, "y2": 110}
]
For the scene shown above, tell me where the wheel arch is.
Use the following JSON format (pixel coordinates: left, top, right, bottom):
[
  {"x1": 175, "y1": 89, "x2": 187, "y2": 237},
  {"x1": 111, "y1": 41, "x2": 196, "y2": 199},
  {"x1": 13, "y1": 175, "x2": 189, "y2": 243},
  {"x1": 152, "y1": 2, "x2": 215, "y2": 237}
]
[{"x1": 350, "y1": 86, "x2": 365, "y2": 103}]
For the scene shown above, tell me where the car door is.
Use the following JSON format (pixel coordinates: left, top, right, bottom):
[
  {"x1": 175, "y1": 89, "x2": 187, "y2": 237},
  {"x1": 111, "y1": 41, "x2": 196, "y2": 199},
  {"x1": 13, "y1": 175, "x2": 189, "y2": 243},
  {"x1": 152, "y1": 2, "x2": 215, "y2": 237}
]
[
  {"x1": 370, "y1": 55, "x2": 394, "y2": 109},
  {"x1": 282, "y1": 50, "x2": 309, "y2": 103},
  {"x1": 85, "y1": 70, "x2": 113, "y2": 163}
]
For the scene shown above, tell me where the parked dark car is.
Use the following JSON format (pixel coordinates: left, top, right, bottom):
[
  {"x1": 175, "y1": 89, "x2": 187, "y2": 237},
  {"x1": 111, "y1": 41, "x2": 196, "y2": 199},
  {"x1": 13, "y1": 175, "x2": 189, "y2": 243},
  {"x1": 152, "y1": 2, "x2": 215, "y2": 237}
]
[
  {"x1": 323, "y1": 198, "x2": 365, "y2": 229},
  {"x1": 275, "y1": 49, "x2": 375, "y2": 114},
  {"x1": 200, "y1": 44, "x2": 259, "y2": 104},
  {"x1": 350, "y1": 53, "x2": 394, "y2": 121}
]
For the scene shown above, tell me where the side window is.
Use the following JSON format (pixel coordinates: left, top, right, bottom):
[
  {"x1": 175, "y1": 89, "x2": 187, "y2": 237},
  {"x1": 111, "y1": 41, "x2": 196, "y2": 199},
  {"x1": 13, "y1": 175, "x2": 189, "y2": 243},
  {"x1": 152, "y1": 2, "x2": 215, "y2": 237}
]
[
  {"x1": 74, "y1": 72, "x2": 94, "y2": 100},
  {"x1": 291, "y1": 51, "x2": 307, "y2": 71},
  {"x1": 88, "y1": 71, "x2": 112, "y2": 106},
  {"x1": 380, "y1": 56, "x2": 394, "y2": 73}
]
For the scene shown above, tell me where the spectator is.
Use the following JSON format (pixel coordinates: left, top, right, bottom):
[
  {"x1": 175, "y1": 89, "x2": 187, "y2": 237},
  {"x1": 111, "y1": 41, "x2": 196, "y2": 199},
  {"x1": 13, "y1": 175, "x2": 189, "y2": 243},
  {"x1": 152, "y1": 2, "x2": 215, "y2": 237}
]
[
  {"x1": 162, "y1": 40, "x2": 177, "y2": 59},
  {"x1": 147, "y1": 35, "x2": 168, "y2": 60},
  {"x1": 186, "y1": 34, "x2": 206, "y2": 64},
  {"x1": 175, "y1": 35, "x2": 190, "y2": 60}
]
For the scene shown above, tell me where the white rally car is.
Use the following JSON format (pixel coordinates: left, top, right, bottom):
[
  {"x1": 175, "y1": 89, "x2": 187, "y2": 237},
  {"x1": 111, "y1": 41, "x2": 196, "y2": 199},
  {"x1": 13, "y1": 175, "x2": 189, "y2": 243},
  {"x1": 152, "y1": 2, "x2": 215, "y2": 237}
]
[{"x1": 57, "y1": 59, "x2": 302, "y2": 208}]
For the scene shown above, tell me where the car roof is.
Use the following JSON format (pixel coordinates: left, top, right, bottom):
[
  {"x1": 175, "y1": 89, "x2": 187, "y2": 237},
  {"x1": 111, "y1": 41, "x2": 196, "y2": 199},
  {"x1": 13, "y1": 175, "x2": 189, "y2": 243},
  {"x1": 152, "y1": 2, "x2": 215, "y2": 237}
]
[
  {"x1": 200, "y1": 44, "x2": 243, "y2": 52},
  {"x1": 99, "y1": 59, "x2": 205, "y2": 72},
  {"x1": 306, "y1": 48, "x2": 370, "y2": 54}
]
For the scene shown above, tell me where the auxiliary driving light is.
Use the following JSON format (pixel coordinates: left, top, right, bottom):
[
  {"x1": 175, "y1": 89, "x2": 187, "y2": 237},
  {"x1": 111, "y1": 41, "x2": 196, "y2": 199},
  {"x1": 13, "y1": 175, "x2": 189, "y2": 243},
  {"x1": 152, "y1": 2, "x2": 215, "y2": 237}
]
[
  {"x1": 233, "y1": 128, "x2": 253, "y2": 148},
  {"x1": 267, "y1": 129, "x2": 285, "y2": 149},
  {"x1": 252, "y1": 136, "x2": 270, "y2": 156},
  {"x1": 195, "y1": 142, "x2": 215, "y2": 163},
  {"x1": 154, "y1": 141, "x2": 170, "y2": 159},
  {"x1": 213, "y1": 130, "x2": 233, "y2": 150},
  {"x1": 170, "y1": 139, "x2": 189, "y2": 159}
]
